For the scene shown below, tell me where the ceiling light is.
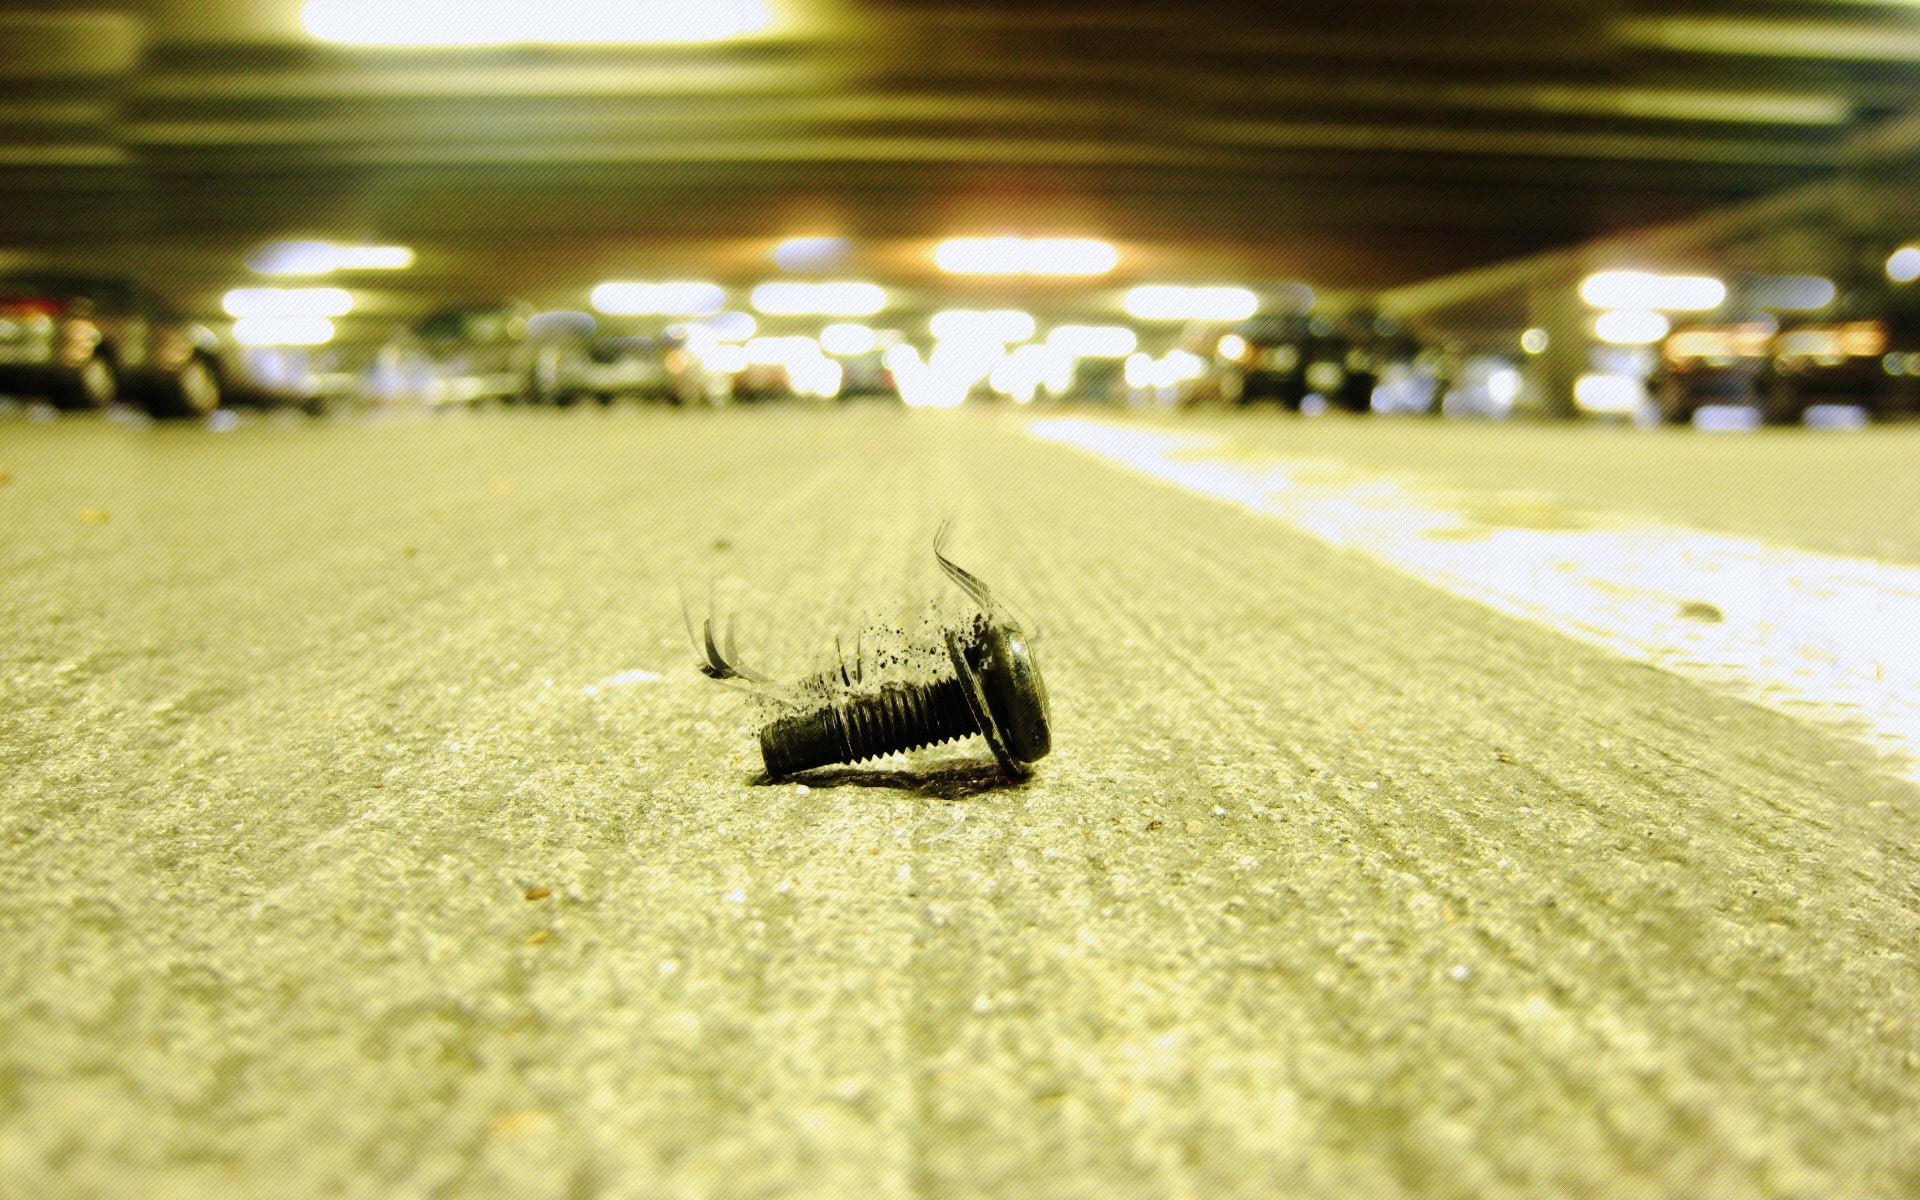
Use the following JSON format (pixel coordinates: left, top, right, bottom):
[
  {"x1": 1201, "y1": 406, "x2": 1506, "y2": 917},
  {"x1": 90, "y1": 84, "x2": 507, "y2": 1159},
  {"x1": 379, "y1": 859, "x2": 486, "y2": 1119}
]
[
  {"x1": 1046, "y1": 325, "x2": 1138, "y2": 358},
  {"x1": 749, "y1": 281, "x2": 886, "y2": 317},
  {"x1": 248, "y1": 240, "x2": 413, "y2": 275},
  {"x1": 930, "y1": 309, "x2": 1037, "y2": 344},
  {"x1": 333, "y1": 245, "x2": 414, "y2": 270},
  {"x1": 1887, "y1": 247, "x2": 1920, "y2": 284},
  {"x1": 223, "y1": 287, "x2": 353, "y2": 318},
  {"x1": 1217, "y1": 334, "x2": 1249, "y2": 361},
  {"x1": 773, "y1": 238, "x2": 850, "y2": 273},
  {"x1": 1741, "y1": 275, "x2": 1836, "y2": 311},
  {"x1": 1579, "y1": 271, "x2": 1726, "y2": 312},
  {"x1": 1593, "y1": 309, "x2": 1671, "y2": 346},
  {"x1": 1520, "y1": 328, "x2": 1550, "y2": 354},
  {"x1": 592, "y1": 281, "x2": 725, "y2": 316},
  {"x1": 233, "y1": 315, "x2": 336, "y2": 346},
  {"x1": 1123, "y1": 285, "x2": 1259, "y2": 322},
  {"x1": 934, "y1": 237, "x2": 1118, "y2": 277},
  {"x1": 820, "y1": 323, "x2": 878, "y2": 356},
  {"x1": 302, "y1": 0, "x2": 772, "y2": 46}
]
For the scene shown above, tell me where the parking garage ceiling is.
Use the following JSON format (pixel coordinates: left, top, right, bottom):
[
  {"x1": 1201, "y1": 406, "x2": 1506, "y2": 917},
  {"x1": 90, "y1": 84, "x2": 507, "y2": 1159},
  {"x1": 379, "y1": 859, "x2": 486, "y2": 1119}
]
[{"x1": 2, "y1": 0, "x2": 1918, "y2": 316}]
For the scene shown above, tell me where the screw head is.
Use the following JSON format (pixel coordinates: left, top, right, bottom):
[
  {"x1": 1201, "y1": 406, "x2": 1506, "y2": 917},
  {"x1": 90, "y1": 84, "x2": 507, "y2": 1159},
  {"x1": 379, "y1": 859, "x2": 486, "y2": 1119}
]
[{"x1": 946, "y1": 620, "x2": 1051, "y2": 776}]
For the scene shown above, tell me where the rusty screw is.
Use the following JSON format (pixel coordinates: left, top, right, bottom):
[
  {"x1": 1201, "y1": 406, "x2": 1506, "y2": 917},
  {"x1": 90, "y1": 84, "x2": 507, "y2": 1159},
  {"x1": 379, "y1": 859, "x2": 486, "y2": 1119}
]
[
  {"x1": 700, "y1": 536, "x2": 1051, "y2": 780},
  {"x1": 759, "y1": 612, "x2": 1050, "y2": 779}
]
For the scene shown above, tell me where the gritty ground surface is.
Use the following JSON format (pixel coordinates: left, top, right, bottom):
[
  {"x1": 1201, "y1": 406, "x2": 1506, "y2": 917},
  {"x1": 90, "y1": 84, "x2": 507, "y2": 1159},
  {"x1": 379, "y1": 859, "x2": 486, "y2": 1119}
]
[{"x1": 2, "y1": 405, "x2": 1919, "y2": 1200}]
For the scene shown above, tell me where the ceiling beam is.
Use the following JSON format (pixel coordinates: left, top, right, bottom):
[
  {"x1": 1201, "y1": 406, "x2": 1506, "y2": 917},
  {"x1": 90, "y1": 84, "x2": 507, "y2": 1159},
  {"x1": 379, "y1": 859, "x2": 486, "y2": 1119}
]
[
  {"x1": 0, "y1": 12, "x2": 145, "y2": 78},
  {"x1": 1615, "y1": 15, "x2": 1920, "y2": 60}
]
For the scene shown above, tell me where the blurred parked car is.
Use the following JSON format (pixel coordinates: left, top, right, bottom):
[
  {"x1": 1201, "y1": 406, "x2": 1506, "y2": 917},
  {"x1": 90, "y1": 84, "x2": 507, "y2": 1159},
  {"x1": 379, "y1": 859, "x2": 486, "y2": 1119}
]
[
  {"x1": 224, "y1": 341, "x2": 377, "y2": 415},
  {"x1": 1328, "y1": 313, "x2": 1419, "y2": 414},
  {"x1": 0, "y1": 274, "x2": 221, "y2": 416},
  {"x1": 1651, "y1": 322, "x2": 1774, "y2": 424},
  {"x1": 1369, "y1": 349, "x2": 1444, "y2": 415},
  {"x1": 1655, "y1": 316, "x2": 1920, "y2": 424},
  {"x1": 548, "y1": 335, "x2": 673, "y2": 405},
  {"x1": 1213, "y1": 313, "x2": 1411, "y2": 413},
  {"x1": 835, "y1": 350, "x2": 899, "y2": 400},
  {"x1": 1228, "y1": 314, "x2": 1314, "y2": 409},
  {"x1": 374, "y1": 303, "x2": 545, "y2": 407},
  {"x1": 1769, "y1": 318, "x2": 1919, "y2": 423},
  {"x1": 1440, "y1": 354, "x2": 1524, "y2": 419}
]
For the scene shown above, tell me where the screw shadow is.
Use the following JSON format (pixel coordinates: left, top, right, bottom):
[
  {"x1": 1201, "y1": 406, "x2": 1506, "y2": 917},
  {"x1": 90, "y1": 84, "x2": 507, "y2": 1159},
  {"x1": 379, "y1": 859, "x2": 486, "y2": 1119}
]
[{"x1": 750, "y1": 759, "x2": 1022, "y2": 800}]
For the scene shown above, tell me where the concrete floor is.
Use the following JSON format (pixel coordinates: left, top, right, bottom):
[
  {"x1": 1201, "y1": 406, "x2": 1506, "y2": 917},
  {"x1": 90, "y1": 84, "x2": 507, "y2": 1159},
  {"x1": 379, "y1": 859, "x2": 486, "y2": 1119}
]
[{"x1": 2, "y1": 405, "x2": 1918, "y2": 1199}]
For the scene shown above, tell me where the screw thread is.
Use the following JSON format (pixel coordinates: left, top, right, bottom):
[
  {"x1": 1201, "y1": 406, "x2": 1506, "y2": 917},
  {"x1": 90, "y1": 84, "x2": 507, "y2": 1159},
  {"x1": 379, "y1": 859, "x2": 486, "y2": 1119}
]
[{"x1": 760, "y1": 675, "x2": 980, "y2": 778}]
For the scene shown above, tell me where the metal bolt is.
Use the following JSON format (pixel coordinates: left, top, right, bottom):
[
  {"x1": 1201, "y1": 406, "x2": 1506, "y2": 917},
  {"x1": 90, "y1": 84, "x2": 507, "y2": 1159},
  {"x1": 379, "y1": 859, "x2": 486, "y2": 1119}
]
[{"x1": 699, "y1": 534, "x2": 1051, "y2": 781}]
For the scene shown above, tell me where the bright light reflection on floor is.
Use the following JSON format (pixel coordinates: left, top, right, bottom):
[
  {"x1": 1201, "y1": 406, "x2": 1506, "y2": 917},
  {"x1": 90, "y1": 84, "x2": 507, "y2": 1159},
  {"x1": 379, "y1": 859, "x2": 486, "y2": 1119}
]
[{"x1": 1030, "y1": 417, "x2": 1920, "y2": 781}]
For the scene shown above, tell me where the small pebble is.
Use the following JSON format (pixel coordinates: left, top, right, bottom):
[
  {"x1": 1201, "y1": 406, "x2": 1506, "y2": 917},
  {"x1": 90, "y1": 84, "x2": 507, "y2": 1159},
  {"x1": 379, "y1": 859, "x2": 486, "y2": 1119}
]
[{"x1": 524, "y1": 886, "x2": 551, "y2": 901}]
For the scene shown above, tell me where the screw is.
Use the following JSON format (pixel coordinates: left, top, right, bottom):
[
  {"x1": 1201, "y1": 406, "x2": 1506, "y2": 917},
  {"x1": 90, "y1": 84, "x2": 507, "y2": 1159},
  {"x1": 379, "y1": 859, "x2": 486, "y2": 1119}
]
[
  {"x1": 759, "y1": 611, "x2": 1050, "y2": 779},
  {"x1": 699, "y1": 534, "x2": 1051, "y2": 781}
]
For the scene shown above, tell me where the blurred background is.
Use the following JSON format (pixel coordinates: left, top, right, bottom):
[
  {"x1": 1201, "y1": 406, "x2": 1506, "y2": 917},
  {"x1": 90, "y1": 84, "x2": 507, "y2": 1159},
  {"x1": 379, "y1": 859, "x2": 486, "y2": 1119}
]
[
  {"x1": 12, "y1": 8, "x2": 1920, "y2": 1195},
  {"x1": 1, "y1": 0, "x2": 1917, "y2": 426}
]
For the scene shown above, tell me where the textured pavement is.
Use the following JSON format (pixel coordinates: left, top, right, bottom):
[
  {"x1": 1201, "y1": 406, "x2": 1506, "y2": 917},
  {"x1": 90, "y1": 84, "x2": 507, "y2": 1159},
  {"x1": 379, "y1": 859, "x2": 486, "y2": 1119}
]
[{"x1": 3, "y1": 406, "x2": 1919, "y2": 1199}]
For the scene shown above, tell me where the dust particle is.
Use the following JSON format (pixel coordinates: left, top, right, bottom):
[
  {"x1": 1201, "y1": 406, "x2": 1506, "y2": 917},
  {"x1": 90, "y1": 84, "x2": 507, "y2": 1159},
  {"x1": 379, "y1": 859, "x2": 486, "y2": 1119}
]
[
  {"x1": 523, "y1": 929, "x2": 551, "y2": 945},
  {"x1": 77, "y1": 507, "x2": 111, "y2": 525},
  {"x1": 524, "y1": 886, "x2": 552, "y2": 901},
  {"x1": 1679, "y1": 600, "x2": 1725, "y2": 623}
]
